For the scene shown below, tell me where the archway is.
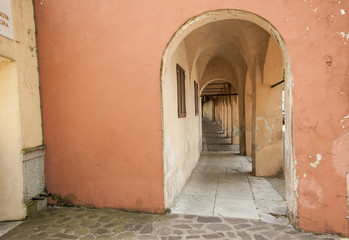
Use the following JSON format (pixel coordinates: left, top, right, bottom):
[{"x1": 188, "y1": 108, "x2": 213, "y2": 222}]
[{"x1": 160, "y1": 9, "x2": 295, "y2": 225}]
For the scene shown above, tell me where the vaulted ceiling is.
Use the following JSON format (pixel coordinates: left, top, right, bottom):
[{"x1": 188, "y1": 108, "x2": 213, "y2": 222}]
[{"x1": 183, "y1": 19, "x2": 271, "y2": 94}]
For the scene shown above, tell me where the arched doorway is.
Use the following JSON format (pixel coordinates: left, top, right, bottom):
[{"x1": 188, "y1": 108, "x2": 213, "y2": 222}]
[{"x1": 160, "y1": 9, "x2": 295, "y2": 225}]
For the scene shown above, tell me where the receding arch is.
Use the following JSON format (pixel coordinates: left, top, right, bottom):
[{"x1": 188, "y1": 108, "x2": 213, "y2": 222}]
[{"x1": 200, "y1": 78, "x2": 238, "y2": 95}]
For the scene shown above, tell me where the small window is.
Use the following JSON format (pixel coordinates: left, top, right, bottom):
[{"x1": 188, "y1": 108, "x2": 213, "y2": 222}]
[
  {"x1": 176, "y1": 64, "x2": 186, "y2": 118},
  {"x1": 194, "y1": 81, "x2": 199, "y2": 115}
]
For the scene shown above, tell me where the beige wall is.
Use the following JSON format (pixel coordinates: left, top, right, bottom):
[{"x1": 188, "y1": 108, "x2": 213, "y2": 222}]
[
  {"x1": 0, "y1": 0, "x2": 43, "y2": 221},
  {"x1": 254, "y1": 37, "x2": 283, "y2": 176},
  {"x1": 162, "y1": 40, "x2": 201, "y2": 208},
  {"x1": 203, "y1": 100, "x2": 214, "y2": 121}
]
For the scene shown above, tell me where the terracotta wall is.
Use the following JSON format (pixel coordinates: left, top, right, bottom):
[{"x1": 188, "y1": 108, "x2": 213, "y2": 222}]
[
  {"x1": 34, "y1": 1, "x2": 165, "y2": 213},
  {"x1": 34, "y1": 0, "x2": 349, "y2": 235}
]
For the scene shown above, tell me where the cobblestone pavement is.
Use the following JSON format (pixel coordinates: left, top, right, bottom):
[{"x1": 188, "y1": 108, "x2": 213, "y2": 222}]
[{"x1": 0, "y1": 206, "x2": 341, "y2": 240}]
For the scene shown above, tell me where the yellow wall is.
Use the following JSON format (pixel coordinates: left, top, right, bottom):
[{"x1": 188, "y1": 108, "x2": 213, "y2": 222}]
[
  {"x1": 0, "y1": 60, "x2": 26, "y2": 220},
  {"x1": 0, "y1": 0, "x2": 43, "y2": 220}
]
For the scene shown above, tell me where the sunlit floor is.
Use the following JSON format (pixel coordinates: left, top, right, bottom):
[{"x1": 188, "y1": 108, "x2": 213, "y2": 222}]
[{"x1": 171, "y1": 119, "x2": 288, "y2": 225}]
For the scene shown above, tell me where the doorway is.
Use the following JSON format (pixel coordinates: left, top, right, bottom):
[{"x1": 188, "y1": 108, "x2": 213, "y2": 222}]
[{"x1": 161, "y1": 9, "x2": 295, "y2": 225}]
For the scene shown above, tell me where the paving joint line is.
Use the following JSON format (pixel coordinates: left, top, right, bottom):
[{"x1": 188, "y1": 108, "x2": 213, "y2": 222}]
[
  {"x1": 212, "y1": 174, "x2": 220, "y2": 216},
  {"x1": 247, "y1": 175, "x2": 261, "y2": 219}
]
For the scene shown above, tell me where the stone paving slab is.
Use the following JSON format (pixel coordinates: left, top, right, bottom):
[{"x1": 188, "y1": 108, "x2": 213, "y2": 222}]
[
  {"x1": 208, "y1": 145, "x2": 240, "y2": 152},
  {"x1": 205, "y1": 137, "x2": 232, "y2": 145},
  {"x1": 0, "y1": 222, "x2": 21, "y2": 237},
  {"x1": 0, "y1": 206, "x2": 341, "y2": 240},
  {"x1": 204, "y1": 133, "x2": 228, "y2": 138},
  {"x1": 172, "y1": 150, "x2": 289, "y2": 225},
  {"x1": 214, "y1": 198, "x2": 260, "y2": 219}
]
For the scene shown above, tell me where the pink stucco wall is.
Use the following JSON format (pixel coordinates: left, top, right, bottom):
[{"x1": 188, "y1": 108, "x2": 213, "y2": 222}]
[{"x1": 34, "y1": 0, "x2": 349, "y2": 235}]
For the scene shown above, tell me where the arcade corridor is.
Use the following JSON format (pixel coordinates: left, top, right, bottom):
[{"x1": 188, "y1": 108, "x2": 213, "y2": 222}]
[{"x1": 171, "y1": 119, "x2": 288, "y2": 225}]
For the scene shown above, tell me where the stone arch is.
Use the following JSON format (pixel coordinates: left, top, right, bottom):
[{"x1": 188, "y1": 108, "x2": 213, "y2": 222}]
[{"x1": 160, "y1": 9, "x2": 295, "y2": 225}]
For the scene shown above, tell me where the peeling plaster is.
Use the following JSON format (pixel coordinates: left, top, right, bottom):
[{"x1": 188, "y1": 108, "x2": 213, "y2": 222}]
[
  {"x1": 339, "y1": 32, "x2": 349, "y2": 40},
  {"x1": 340, "y1": 113, "x2": 349, "y2": 129},
  {"x1": 256, "y1": 116, "x2": 276, "y2": 132},
  {"x1": 340, "y1": 9, "x2": 345, "y2": 15},
  {"x1": 338, "y1": 31, "x2": 349, "y2": 45},
  {"x1": 310, "y1": 153, "x2": 322, "y2": 168}
]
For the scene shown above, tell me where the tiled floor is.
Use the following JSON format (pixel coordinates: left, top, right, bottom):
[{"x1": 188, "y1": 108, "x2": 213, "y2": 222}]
[{"x1": 171, "y1": 119, "x2": 288, "y2": 225}]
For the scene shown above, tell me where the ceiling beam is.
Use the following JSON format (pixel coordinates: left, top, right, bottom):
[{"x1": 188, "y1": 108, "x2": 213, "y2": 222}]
[
  {"x1": 200, "y1": 93, "x2": 238, "y2": 97},
  {"x1": 207, "y1": 83, "x2": 228, "y2": 86}
]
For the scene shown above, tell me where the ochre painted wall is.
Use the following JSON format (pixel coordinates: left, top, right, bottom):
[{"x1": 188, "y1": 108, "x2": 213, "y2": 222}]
[
  {"x1": 34, "y1": 0, "x2": 349, "y2": 235},
  {"x1": 0, "y1": 0, "x2": 43, "y2": 221},
  {"x1": 255, "y1": 37, "x2": 284, "y2": 176}
]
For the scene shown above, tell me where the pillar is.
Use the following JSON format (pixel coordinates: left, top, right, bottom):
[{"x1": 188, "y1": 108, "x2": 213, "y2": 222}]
[
  {"x1": 245, "y1": 72, "x2": 253, "y2": 156},
  {"x1": 254, "y1": 38, "x2": 284, "y2": 176},
  {"x1": 232, "y1": 95, "x2": 239, "y2": 144}
]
